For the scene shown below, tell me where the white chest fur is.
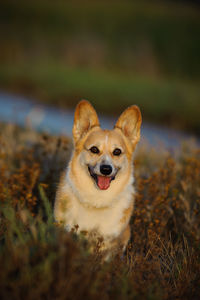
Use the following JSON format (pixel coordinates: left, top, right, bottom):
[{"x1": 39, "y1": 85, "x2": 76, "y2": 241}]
[{"x1": 60, "y1": 178, "x2": 134, "y2": 239}]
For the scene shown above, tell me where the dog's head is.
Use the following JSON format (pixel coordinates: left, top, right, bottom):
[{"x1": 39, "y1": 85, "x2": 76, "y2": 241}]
[{"x1": 71, "y1": 100, "x2": 142, "y2": 192}]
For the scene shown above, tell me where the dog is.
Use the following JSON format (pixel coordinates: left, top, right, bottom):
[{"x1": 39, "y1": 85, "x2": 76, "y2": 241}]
[{"x1": 54, "y1": 100, "x2": 142, "y2": 255}]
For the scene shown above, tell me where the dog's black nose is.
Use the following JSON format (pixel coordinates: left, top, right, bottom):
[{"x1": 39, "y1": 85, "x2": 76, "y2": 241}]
[{"x1": 100, "y1": 164, "x2": 112, "y2": 175}]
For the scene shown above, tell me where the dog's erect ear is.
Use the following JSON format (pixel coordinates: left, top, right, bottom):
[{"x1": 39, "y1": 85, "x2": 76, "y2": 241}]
[
  {"x1": 73, "y1": 100, "x2": 100, "y2": 143},
  {"x1": 115, "y1": 105, "x2": 142, "y2": 146}
]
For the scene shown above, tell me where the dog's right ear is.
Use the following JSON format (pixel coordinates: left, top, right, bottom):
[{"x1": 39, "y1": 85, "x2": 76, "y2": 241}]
[{"x1": 73, "y1": 100, "x2": 100, "y2": 144}]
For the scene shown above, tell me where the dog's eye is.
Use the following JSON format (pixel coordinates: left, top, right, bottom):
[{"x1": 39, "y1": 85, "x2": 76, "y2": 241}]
[
  {"x1": 113, "y1": 148, "x2": 122, "y2": 156},
  {"x1": 90, "y1": 146, "x2": 100, "y2": 154}
]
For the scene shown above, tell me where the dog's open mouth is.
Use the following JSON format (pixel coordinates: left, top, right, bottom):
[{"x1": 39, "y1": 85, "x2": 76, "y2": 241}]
[{"x1": 88, "y1": 166, "x2": 115, "y2": 190}]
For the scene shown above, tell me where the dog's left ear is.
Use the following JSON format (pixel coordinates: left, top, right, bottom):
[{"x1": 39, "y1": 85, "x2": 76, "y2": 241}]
[
  {"x1": 115, "y1": 105, "x2": 142, "y2": 146},
  {"x1": 73, "y1": 100, "x2": 100, "y2": 144}
]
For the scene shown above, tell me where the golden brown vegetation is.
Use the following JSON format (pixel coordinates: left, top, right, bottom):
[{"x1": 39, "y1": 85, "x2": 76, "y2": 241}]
[{"x1": 0, "y1": 124, "x2": 200, "y2": 299}]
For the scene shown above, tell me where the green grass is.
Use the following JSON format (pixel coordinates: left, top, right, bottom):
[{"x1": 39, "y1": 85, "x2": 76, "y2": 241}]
[
  {"x1": 0, "y1": 0, "x2": 200, "y2": 133},
  {"x1": 1, "y1": 0, "x2": 200, "y2": 78},
  {"x1": 0, "y1": 62, "x2": 200, "y2": 132}
]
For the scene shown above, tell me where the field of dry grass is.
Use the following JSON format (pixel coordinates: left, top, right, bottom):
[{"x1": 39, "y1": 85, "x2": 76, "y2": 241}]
[{"x1": 0, "y1": 123, "x2": 200, "y2": 299}]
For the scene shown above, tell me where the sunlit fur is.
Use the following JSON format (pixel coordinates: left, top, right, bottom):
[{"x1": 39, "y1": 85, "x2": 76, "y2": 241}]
[{"x1": 54, "y1": 100, "x2": 142, "y2": 253}]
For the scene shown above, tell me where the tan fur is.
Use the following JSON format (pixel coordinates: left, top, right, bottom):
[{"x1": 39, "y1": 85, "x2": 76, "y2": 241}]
[
  {"x1": 120, "y1": 202, "x2": 134, "y2": 224},
  {"x1": 120, "y1": 225, "x2": 131, "y2": 249},
  {"x1": 54, "y1": 100, "x2": 142, "y2": 255}
]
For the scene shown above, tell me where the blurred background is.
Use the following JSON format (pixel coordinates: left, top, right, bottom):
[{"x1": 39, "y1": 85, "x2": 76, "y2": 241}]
[{"x1": 0, "y1": 0, "x2": 200, "y2": 138}]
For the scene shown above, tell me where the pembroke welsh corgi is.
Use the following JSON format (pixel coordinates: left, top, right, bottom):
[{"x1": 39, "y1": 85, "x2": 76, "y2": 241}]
[{"x1": 54, "y1": 100, "x2": 142, "y2": 254}]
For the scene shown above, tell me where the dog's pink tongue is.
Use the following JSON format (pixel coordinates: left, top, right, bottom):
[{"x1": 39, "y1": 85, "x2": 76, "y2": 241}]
[{"x1": 97, "y1": 176, "x2": 111, "y2": 190}]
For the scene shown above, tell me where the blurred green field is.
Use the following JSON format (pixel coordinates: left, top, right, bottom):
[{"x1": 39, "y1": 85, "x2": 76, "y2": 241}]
[
  {"x1": 1, "y1": 62, "x2": 200, "y2": 131},
  {"x1": 0, "y1": 0, "x2": 200, "y2": 133}
]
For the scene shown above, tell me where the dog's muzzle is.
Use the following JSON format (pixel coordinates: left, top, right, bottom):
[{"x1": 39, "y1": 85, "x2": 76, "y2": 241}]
[{"x1": 88, "y1": 165, "x2": 116, "y2": 190}]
